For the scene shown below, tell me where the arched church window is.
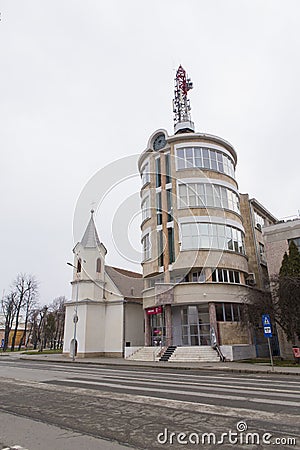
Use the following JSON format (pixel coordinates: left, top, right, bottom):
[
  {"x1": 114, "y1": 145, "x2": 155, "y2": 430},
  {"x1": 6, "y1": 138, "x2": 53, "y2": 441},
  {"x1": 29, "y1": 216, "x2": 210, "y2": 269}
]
[
  {"x1": 96, "y1": 258, "x2": 101, "y2": 273},
  {"x1": 77, "y1": 258, "x2": 82, "y2": 273}
]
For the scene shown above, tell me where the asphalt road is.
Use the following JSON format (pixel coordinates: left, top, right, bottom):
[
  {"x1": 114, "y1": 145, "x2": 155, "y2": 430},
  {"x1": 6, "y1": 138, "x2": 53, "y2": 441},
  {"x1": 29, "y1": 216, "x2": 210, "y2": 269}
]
[{"x1": 0, "y1": 358, "x2": 299, "y2": 449}]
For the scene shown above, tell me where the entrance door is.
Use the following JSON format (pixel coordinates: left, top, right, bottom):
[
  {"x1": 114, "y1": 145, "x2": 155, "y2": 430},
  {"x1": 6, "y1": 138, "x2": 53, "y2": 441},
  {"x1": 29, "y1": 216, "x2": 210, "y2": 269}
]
[{"x1": 182, "y1": 305, "x2": 211, "y2": 346}]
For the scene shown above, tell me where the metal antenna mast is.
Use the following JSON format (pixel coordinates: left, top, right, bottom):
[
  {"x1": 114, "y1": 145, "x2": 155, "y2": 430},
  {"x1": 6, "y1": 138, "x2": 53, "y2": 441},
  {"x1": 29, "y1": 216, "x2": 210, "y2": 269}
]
[{"x1": 173, "y1": 65, "x2": 194, "y2": 134}]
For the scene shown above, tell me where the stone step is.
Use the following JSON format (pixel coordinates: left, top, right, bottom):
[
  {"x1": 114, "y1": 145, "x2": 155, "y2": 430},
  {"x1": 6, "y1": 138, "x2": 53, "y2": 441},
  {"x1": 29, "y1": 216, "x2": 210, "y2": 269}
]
[
  {"x1": 127, "y1": 347, "x2": 162, "y2": 361},
  {"x1": 127, "y1": 346, "x2": 220, "y2": 362},
  {"x1": 169, "y1": 346, "x2": 220, "y2": 362}
]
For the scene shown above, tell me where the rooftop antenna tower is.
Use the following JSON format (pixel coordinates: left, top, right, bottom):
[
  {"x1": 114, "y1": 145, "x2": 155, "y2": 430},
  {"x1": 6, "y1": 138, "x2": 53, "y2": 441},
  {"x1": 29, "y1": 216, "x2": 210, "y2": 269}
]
[{"x1": 173, "y1": 65, "x2": 194, "y2": 134}]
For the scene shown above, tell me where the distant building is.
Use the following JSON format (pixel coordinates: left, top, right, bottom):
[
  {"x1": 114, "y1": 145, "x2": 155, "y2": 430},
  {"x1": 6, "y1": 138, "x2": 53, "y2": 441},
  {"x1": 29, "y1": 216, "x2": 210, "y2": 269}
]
[
  {"x1": 263, "y1": 217, "x2": 300, "y2": 357},
  {"x1": 63, "y1": 211, "x2": 144, "y2": 358},
  {"x1": 263, "y1": 217, "x2": 300, "y2": 276},
  {"x1": 0, "y1": 314, "x2": 28, "y2": 349}
]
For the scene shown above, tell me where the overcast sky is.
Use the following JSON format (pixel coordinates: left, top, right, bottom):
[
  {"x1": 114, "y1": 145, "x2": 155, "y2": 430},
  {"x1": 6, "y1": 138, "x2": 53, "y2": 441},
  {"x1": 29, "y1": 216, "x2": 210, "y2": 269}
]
[{"x1": 1, "y1": 1, "x2": 299, "y2": 305}]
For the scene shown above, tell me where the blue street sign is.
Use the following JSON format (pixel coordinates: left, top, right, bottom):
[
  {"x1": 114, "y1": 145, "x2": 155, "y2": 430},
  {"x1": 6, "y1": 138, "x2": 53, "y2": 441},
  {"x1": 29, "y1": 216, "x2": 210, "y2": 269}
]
[{"x1": 262, "y1": 314, "x2": 272, "y2": 338}]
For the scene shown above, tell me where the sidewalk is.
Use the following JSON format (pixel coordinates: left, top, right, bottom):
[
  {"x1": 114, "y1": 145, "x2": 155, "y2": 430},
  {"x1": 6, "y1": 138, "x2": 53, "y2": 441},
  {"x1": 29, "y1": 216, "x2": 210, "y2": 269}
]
[{"x1": 14, "y1": 352, "x2": 300, "y2": 376}]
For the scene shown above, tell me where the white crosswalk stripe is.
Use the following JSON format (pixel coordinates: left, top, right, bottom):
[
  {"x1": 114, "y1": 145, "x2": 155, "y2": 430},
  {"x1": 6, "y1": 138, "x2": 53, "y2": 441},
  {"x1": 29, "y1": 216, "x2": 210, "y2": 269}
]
[{"x1": 2, "y1": 446, "x2": 29, "y2": 450}]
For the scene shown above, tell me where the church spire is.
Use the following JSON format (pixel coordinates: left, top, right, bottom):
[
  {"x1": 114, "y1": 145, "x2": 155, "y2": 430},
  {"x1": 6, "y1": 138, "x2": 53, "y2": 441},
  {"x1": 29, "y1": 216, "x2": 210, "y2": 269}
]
[
  {"x1": 173, "y1": 65, "x2": 194, "y2": 134},
  {"x1": 80, "y1": 209, "x2": 101, "y2": 248}
]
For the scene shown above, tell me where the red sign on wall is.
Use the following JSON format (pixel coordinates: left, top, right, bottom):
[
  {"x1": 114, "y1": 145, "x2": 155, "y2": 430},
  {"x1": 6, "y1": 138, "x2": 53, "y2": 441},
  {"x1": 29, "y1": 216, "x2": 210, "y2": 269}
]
[{"x1": 146, "y1": 306, "x2": 162, "y2": 315}]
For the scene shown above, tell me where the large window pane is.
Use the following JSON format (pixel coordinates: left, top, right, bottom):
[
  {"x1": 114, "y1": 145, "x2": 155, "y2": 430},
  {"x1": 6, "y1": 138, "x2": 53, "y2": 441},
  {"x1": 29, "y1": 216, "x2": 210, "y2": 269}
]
[
  {"x1": 175, "y1": 147, "x2": 235, "y2": 178},
  {"x1": 186, "y1": 148, "x2": 193, "y2": 167},
  {"x1": 224, "y1": 303, "x2": 233, "y2": 321},
  {"x1": 177, "y1": 149, "x2": 185, "y2": 169},
  {"x1": 194, "y1": 147, "x2": 202, "y2": 167},
  {"x1": 216, "y1": 303, "x2": 224, "y2": 321},
  {"x1": 210, "y1": 150, "x2": 217, "y2": 170},
  {"x1": 165, "y1": 153, "x2": 171, "y2": 184},
  {"x1": 234, "y1": 271, "x2": 240, "y2": 283}
]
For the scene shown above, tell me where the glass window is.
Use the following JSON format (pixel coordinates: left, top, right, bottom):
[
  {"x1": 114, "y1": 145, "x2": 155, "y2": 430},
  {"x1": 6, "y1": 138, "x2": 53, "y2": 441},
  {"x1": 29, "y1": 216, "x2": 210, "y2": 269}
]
[
  {"x1": 141, "y1": 162, "x2": 150, "y2": 186},
  {"x1": 156, "y1": 192, "x2": 162, "y2": 225},
  {"x1": 234, "y1": 271, "x2": 240, "y2": 283},
  {"x1": 188, "y1": 184, "x2": 197, "y2": 206},
  {"x1": 168, "y1": 227, "x2": 175, "y2": 264},
  {"x1": 177, "y1": 182, "x2": 239, "y2": 213},
  {"x1": 142, "y1": 234, "x2": 150, "y2": 261},
  {"x1": 188, "y1": 306, "x2": 199, "y2": 324},
  {"x1": 232, "y1": 304, "x2": 240, "y2": 322},
  {"x1": 254, "y1": 211, "x2": 265, "y2": 229},
  {"x1": 224, "y1": 303, "x2": 233, "y2": 321},
  {"x1": 259, "y1": 242, "x2": 265, "y2": 257},
  {"x1": 141, "y1": 196, "x2": 150, "y2": 222},
  {"x1": 177, "y1": 149, "x2": 185, "y2": 170},
  {"x1": 217, "y1": 268, "x2": 223, "y2": 282},
  {"x1": 176, "y1": 147, "x2": 235, "y2": 178},
  {"x1": 288, "y1": 237, "x2": 300, "y2": 252},
  {"x1": 210, "y1": 151, "x2": 217, "y2": 170},
  {"x1": 203, "y1": 148, "x2": 210, "y2": 169},
  {"x1": 206, "y1": 184, "x2": 214, "y2": 206},
  {"x1": 167, "y1": 189, "x2": 173, "y2": 222},
  {"x1": 165, "y1": 153, "x2": 171, "y2": 184},
  {"x1": 213, "y1": 185, "x2": 222, "y2": 207},
  {"x1": 96, "y1": 258, "x2": 101, "y2": 273},
  {"x1": 155, "y1": 158, "x2": 161, "y2": 188},
  {"x1": 181, "y1": 222, "x2": 245, "y2": 254},
  {"x1": 194, "y1": 147, "x2": 202, "y2": 167},
  {"x1": 229, "y1": 270, "x2": 234, "y2": 283},
  {"x1": 217, "y1": 152, "x2": 224, "y2": 172},
  {"x1": 216, "y1": 303, "x2": 242, "y2": 322},
  {"x1": 186, "y1": 148, "x2": 193, "y2": 167},
  {"x1": 178, "y1": 184, "x2": 187, "y2": 208},
  {"x1": 216, "y1": 303, "x2": 224, "y2": 321},
  {"x1": 192, "y1": 270, "x2": 205, "y2": 282},
  {"x1": 157, "y1": 230, "x2": 163, "y2": 267}
]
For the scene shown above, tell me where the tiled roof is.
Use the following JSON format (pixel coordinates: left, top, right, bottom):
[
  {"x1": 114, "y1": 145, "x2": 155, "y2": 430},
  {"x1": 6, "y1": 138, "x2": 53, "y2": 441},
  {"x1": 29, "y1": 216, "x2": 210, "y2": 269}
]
[{"x1": 105, "y1": 266, "x2": 143, "y2": 301}]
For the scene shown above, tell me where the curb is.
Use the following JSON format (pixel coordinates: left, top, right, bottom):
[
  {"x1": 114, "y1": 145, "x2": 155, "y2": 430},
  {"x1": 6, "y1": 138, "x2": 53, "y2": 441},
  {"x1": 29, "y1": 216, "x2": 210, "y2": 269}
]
[{"x1": 19, "y1": 355, "x2": 300, "y2": 376}]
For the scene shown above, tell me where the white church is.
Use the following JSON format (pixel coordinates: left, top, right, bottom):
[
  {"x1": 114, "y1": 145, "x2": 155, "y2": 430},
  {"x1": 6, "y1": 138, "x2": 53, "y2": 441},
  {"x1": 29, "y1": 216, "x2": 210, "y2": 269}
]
[{"x1": 63, "y1": 210, "x2": 144, "y2": 358}]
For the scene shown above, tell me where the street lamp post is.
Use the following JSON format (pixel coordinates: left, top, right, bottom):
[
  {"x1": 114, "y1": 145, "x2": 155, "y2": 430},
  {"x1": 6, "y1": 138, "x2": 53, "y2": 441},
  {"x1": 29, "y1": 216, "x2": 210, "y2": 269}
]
[{"x1": 67, "y1": 262, "x2": 79, "y2": 362}]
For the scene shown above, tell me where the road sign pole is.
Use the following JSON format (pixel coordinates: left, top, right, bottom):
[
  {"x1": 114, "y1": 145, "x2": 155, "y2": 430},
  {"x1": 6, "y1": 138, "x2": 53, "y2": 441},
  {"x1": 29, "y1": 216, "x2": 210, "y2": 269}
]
[{"x1": 267, "y1": 337, "x2": 274, "y2": 371}]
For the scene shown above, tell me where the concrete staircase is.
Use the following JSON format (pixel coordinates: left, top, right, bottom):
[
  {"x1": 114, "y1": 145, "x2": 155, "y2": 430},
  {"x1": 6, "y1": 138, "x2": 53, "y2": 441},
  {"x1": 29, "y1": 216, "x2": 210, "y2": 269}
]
[
  {"x1": 168, "y1": 346, "x2": 220, "y2": 362},
  {"x1": 126, "y1": 346, "x2": 163, "y2": 361}
]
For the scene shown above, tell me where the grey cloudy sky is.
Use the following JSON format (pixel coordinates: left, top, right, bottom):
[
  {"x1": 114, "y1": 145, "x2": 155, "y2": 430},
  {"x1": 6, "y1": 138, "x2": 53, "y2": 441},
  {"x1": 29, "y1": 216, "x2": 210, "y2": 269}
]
[{"x1": 1, "y1": 1, "x2": 299, "y2": 304}]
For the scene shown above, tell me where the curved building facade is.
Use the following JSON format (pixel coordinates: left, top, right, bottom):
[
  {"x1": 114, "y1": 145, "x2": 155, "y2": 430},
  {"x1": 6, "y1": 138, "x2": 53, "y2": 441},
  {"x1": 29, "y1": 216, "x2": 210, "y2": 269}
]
[{"x1": 138, "y1": 67, "x2": 276, "y2": 356}]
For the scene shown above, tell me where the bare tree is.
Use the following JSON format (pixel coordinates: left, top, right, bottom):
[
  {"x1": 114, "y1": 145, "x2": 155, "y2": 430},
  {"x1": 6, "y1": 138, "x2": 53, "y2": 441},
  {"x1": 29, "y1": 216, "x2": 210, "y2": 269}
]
[
  {"x1": 10, "y1": 274, "x2": 38, "y2": 351},
  {"x1": 18, "y1": 283, "x2": 38, "y2": 351},
  {"x1": 43, "y1": 297, "x2": 66, "y2": 349},
  {"x1": 241, "y1": 275, "x2": 300, "y2": 345},
  {"x1": 240, "y1": 288, "x2": 275, "y2": 329},
  {"x1": 1, "y1": 292, "x2": 17, "y2": 351},
  {"x1": 38, "y1": 306, "x2": 48, "y2": 351}
]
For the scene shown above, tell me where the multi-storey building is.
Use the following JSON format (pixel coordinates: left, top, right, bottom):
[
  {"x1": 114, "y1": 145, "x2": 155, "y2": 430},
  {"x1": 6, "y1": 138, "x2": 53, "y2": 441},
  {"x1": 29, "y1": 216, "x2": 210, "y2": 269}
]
[
  {"x1": 138, "y1": 66, "x2": 277, "y2": 360},
  {"x1": 263, "y1": 217, "x2": 300, "y2": 358}
]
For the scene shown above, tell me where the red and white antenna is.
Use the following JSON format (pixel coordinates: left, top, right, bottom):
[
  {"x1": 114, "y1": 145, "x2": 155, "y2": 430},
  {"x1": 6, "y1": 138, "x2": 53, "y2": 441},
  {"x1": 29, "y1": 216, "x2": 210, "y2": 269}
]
[{"x1": 173, "y1": 65, "x2": 194, "y2": 134}]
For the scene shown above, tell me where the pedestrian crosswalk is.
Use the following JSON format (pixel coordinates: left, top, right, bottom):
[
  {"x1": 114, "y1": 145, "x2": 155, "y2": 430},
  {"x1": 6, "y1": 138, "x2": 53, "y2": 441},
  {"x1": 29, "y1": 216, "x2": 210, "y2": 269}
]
[
  {"x1": 0, "y1": 360, "x2": 299, "y2": 450},
  {"x1": 2, "y1": 446, "x2": 29, "y2": 450},
  {"x1": 44, "y1": 366, "x2": 300, "y2": 415}
]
